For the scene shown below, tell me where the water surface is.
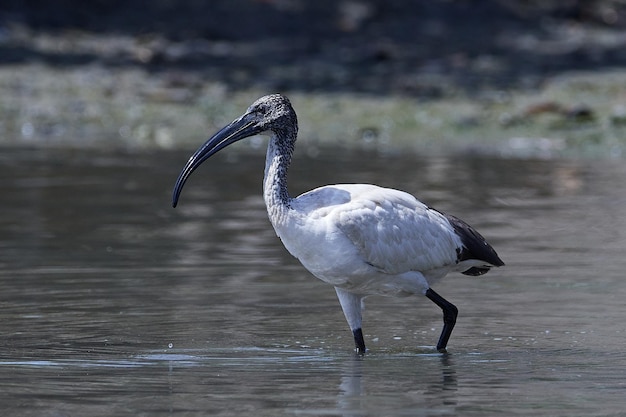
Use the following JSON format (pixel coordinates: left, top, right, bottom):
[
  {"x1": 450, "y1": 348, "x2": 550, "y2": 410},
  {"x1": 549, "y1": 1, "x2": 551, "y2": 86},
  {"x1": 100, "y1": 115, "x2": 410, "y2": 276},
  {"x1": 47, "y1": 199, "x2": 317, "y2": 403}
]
[{"x1": 1, "y1": 146, "x2": 625, "y2": 416}]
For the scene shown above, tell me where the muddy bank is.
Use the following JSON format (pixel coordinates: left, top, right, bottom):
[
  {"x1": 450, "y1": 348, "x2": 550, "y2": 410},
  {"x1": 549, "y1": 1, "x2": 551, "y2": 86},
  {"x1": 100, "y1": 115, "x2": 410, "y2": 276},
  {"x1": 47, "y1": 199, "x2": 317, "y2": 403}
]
[
  {"x1": 2, "y1": 63, "x2": 625, "y2": 158},
  {"x1": 1, "y1": 1, "x2": 626, "y2": 156}
]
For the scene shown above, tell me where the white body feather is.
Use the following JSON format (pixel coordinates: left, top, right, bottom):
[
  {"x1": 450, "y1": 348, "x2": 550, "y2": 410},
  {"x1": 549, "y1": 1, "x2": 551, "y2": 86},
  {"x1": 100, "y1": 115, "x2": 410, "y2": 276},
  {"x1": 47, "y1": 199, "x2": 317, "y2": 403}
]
[
  {"x1": 263, "y1": 139, "x2": 468, "y2": 299},
  {"x1": 269, "y1": 182, "x2": 464, "y2": 297}
]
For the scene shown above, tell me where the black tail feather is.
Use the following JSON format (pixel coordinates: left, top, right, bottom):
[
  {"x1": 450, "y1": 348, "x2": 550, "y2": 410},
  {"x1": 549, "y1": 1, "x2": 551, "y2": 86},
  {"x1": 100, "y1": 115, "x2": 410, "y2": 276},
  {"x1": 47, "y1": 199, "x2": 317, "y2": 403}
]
[{"x1": 441, "y1": 212, "x2": 505, "y2": 272}]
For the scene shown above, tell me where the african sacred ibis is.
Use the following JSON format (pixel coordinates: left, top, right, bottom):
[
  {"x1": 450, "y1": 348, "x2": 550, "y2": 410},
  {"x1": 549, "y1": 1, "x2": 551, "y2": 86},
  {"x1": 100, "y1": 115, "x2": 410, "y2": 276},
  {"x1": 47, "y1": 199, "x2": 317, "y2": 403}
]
[{"x1": 172, "y1": 94, "x2": 504, "y2": 353}]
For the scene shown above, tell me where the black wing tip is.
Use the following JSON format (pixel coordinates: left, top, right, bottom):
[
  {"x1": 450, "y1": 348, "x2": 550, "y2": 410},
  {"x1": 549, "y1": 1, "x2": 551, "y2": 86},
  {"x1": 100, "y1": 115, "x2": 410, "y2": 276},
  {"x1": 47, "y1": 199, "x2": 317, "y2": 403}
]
[{"x1": 442, "y1": 212, "x2": 505, "y2": 268}]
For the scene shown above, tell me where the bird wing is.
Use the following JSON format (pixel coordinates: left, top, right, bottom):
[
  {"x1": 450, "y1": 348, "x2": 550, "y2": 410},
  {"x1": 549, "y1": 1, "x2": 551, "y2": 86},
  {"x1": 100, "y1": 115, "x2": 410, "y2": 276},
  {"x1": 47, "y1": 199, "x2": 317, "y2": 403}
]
[
  {"x1": 438, "y1": 211, "x2": 505, "y2": 275},
  {"x1": 332, "y1": 185, "x2": 461, "y2": 275}
]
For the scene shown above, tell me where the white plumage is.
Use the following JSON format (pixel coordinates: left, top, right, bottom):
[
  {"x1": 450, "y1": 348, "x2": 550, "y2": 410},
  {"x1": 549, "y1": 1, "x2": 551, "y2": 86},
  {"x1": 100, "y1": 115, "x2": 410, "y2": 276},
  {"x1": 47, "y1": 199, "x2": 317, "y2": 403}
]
[
  {"x1": 275, "y1": 184, "x2": 460, "y2": 292},
  {"x1": 173, "y1": 94, "x2": 504, "y2": 353}
]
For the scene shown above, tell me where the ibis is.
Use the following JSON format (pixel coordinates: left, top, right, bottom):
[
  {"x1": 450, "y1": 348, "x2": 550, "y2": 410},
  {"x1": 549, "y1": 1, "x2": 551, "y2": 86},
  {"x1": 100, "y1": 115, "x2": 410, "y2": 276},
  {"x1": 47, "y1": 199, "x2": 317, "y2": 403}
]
[{"x1": 172, "y1": 94, "x2": 504, "y2": 353}]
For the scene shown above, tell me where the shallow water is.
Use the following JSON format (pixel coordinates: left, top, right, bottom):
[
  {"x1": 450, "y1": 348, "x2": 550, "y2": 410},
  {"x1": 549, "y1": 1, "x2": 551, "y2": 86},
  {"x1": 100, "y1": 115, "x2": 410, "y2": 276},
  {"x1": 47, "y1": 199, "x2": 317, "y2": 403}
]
[{"x1": 1, "y1": 146, "x2": 625, "y2": 416}]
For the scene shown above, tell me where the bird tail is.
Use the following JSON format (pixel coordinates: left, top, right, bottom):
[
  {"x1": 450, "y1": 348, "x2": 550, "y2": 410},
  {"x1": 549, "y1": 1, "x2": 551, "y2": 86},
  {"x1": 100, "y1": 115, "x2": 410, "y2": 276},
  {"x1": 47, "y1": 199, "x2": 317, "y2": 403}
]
[{"x1": 442, "y1": 213, "x2": 505, "y2": 275}]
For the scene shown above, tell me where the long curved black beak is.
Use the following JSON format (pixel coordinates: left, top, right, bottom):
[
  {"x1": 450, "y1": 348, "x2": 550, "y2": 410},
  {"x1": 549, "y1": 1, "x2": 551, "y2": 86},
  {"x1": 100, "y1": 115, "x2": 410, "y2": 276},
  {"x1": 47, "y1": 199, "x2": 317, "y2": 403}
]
[{"x1": 172, "y1": 114, "x2": 261, "y2": 207}]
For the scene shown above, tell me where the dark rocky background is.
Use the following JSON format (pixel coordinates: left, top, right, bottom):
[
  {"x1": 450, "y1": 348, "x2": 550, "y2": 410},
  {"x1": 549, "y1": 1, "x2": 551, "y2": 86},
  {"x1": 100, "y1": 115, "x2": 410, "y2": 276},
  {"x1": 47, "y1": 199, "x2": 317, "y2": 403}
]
[{"x1": 2, "y1": 0, "x2": 626, "y2": 96}]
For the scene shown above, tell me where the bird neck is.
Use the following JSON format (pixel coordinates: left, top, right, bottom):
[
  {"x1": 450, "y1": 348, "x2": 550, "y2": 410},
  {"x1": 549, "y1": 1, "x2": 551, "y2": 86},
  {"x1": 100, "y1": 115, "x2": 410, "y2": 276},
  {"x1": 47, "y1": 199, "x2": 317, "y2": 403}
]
[{"x1": 263, "y1": 134, "x2": 294, "y2": 219}]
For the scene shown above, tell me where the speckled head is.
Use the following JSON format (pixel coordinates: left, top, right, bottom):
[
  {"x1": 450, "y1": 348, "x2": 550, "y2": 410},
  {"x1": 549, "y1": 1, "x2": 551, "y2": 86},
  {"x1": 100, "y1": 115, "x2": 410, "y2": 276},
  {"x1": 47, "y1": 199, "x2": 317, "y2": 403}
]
[
  {"x1": 172, "y1": 94, "x2": 298, "y2": 207},
  {"x1": 245, "y1": 94, "x2": 298, "y2": 139}
]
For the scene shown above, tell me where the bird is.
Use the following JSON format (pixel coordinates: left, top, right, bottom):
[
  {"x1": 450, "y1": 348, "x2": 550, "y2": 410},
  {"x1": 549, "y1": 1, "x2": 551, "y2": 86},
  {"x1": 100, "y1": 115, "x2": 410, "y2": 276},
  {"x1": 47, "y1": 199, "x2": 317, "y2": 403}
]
[{"x1": 172, "y1": 94, "x2": 504, "y2": 353}]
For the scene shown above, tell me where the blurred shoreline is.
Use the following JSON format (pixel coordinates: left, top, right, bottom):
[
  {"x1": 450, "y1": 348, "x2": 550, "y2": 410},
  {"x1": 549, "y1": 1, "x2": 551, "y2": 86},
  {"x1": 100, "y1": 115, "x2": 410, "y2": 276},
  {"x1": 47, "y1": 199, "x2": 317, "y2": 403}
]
[
  {"x1": 1, "y1": 1, "x2": 626, "y2": 157},
  {"x1": 2, "y1": 63, "x2": 625, "y2": 158}
]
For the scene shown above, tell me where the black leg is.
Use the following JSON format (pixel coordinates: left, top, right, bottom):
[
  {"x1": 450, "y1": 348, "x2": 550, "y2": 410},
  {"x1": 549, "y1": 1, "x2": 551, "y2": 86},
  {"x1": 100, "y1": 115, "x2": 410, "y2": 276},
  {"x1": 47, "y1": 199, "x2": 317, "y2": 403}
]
[
  {"x1": 353, "y1": 328, "x2": 366, "y2": 354},
  {"x1": 425, "y1": 288, "x2": 458, "y2": 352}
]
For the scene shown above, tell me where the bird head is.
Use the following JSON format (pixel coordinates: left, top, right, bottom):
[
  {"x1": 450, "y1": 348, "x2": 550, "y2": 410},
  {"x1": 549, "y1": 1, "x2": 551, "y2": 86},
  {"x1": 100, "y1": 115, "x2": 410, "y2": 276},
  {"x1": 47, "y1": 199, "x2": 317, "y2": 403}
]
[
  {"x1": 172, "y1": 94, "x2": 297, "y2": 207},
  {"x1": 244, "y1": 94, "x2": 297, "y2": 135}
]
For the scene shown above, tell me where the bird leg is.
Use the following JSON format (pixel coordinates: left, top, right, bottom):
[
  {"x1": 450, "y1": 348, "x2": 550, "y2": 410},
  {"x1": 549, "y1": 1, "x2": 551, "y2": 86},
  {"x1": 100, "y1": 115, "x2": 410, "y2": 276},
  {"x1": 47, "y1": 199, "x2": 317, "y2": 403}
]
[
  {"x1": 335, "y1": 287, "x2": 366, "y2": 353},
  {"x1": 425, "y1": 288, "x2": 458, "y2": 352},
  {"x1": 352, "y1": 328, "x2": 366, "y2": 354}
]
